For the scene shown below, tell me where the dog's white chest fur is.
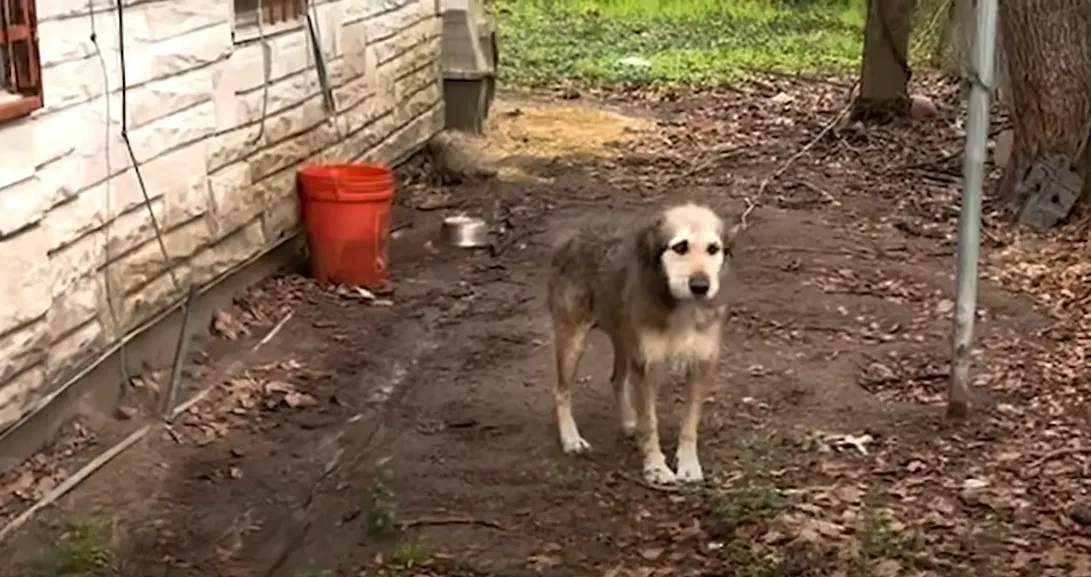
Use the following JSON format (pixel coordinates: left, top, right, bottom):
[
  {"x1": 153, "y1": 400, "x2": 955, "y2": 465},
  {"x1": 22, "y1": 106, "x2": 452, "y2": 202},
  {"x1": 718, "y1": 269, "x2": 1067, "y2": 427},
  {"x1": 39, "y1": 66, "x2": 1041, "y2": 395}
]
[{"x1": 637, "y1": 309, "x2": 723, "y2": 373}]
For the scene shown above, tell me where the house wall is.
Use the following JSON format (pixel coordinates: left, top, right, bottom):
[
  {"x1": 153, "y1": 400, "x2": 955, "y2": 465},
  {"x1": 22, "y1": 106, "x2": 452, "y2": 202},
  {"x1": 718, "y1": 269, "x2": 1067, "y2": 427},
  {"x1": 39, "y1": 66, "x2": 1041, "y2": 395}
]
[{"x1": 0, "y1": 0, "x2": 443, "y2": 432}]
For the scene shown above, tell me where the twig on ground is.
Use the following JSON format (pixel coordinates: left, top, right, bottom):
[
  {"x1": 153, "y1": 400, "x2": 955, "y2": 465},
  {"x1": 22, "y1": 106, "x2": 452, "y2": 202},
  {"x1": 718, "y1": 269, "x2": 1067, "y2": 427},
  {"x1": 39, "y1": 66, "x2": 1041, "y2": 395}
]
[
  {"x1": 861, "y1": 370, "x2": 948, "y2": 388},
  {"x1": 169, "y1": 310, "x2": 295, "y2": 422},
  {"x1": 901, "y1": 126, "x2": 1010, "y2": 172},
  {"x1": 745, "y1": 67, "x2": 854, "y2": 90},
  {"x1": 1027, "y1": 446, "x2": 1091, "y2": 471},
  {"x1": 756, "y1": 244, "x2": 865, "y2": 256},
  {"x1": 740, "y1": 100, "x2": 853, "y2": 228},
  {"x1": 398, "y1": 516, "x2": 506, "y2": 530},
  {"x1": 253, "y1": 311, "x2": 295, "y2": 351},
  {"x1": 0, "y1": 425, "x2": 151, "y2": 542},
  {"x1": 665, "y1": 143, "x2": 747, "y2": 185},
  {"x1": 797, "y1": 180, "x2": 839, "y2": 205}
]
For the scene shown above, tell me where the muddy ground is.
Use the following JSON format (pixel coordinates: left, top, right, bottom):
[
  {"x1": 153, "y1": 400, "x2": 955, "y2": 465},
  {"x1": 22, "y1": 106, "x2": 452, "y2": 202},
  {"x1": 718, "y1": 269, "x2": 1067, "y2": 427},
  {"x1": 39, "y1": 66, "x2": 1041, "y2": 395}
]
[{"x1": 5, "y1": 79, "x2": 1091, "y2": 577}]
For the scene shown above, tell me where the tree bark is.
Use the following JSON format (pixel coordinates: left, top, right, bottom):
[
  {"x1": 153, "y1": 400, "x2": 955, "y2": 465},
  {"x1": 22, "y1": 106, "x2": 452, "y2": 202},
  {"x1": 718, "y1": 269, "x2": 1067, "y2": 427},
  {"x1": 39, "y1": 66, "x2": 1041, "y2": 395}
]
[
  {"x1": 854, "y1": 0, "x2": 914, "y2": 122},
  {"x1": 997, "y1": 0, "x2": 1091, "y2": 212}
]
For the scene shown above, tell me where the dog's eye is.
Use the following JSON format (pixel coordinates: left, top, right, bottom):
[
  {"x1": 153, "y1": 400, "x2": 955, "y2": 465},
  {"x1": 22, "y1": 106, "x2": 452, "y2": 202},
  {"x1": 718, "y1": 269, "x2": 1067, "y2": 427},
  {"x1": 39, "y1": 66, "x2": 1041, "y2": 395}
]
[
  {"x1": 670, "y1": 240, "x2": 689, "y2": 255},
  {"x1": 707, "y1": 244, "x2": 721, "y2": 255}
]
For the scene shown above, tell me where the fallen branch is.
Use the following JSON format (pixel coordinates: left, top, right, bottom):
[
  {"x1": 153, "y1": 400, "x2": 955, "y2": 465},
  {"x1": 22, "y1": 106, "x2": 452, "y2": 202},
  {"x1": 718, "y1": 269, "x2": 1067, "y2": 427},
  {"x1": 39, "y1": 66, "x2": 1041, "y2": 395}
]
[
  {"x1": 0, "y1": 425, "x2": 151, "y2": 542},
  {"x1": 740, "y1": 100, "x2": 853, "y2": 228},
  {"x1": 398, "y1": 516, "x2": 506, "y2": 531},
  {"x1": 1027, "y1": 446, "x2": 1091, "y2": 471},
  {"x1": 665, "y1": 143, "x2": 747, "y2": 185},
  {"x1": 861, "y1": 370, "x2": 949, "y2": 388}
]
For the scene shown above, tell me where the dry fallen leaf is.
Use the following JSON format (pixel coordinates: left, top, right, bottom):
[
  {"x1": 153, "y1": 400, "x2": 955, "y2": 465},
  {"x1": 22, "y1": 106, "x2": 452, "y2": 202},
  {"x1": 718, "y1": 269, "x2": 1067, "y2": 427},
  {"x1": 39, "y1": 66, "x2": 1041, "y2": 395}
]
[
  {"x1": 284, "y1": 391, "x2": 318, "y2": 408},
  {"x1": 527, "y1": 553, "x2": 561, "y2": 571},
  {"x1": 34, "y1": 474, "x2": 57, "y2": 496},
  {"x1": 10, "y1": 470, "x2": 35, "y2": 496},
  {"x1": 834, "y1": 484, "x2": 864, "y2": 504},
  {"x1": 872, "y1": 558, "x2": 902, "y2": 577},
  {"x1": 211, "y1": 310, "x2": 250, "y2": 340}
]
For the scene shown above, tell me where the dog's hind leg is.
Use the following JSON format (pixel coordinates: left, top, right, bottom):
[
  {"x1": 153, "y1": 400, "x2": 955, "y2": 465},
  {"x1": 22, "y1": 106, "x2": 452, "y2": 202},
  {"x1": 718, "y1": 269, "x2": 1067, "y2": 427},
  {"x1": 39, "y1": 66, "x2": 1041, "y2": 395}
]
[
  {"x1": 675, "y1": 362, "x2": 713, "y2": 483},
  {"x1": 610, "y1": 337, "x2": 637, "y2": 438},
  {"x1": 630, "y1": 363, "x2": 675, "y2": 485},
  {"x1": 552, "y1": 319, "x2": 593, "y2": 454}
]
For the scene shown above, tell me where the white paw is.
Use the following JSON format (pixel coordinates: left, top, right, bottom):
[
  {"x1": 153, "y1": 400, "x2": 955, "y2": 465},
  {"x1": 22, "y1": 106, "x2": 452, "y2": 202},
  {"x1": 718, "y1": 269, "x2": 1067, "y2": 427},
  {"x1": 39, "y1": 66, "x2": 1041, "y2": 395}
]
[
  {"x1": 643, "y1": 461, "x2": 677, "y2": 486},
  {"x1": 620, "y1": 420, "x2": 638, "y2": 438},
  {"x1": 675, "y1": 455, "x2": 705, "y2": 483},
  {"x1": 561, "y1": 435, "x2": 592, "y2": 454}
]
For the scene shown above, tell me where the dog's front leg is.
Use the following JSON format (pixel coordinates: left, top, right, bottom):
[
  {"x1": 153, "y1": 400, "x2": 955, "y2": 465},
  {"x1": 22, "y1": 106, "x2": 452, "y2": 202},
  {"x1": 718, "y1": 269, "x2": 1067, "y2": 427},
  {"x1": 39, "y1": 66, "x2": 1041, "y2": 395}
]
[
  {"x1": 630, "y1": 362, "x2": 674, "y2": 485},
  {"x1": 676, "y1": 361, "x2": 713, "y2": 483}
]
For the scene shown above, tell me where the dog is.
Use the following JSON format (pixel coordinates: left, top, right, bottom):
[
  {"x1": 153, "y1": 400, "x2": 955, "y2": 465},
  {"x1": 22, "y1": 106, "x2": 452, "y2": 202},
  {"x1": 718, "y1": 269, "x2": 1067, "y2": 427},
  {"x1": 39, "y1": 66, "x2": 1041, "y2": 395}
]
[{"x1": 547, "y1": 203, "x2": 738, "y2": 486}]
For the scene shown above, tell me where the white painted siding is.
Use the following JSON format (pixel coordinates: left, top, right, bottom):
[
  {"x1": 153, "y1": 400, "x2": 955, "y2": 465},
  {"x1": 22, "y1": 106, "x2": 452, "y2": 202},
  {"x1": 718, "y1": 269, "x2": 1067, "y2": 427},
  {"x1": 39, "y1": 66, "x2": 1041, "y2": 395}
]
[{"x1": 0, "y1": 0, "x2": 444, "y2": 429}]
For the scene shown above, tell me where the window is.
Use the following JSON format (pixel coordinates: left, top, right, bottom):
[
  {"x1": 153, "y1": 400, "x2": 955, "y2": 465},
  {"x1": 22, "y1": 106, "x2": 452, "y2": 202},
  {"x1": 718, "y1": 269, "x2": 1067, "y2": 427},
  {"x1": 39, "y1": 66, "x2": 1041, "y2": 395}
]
[
  {"x1": 232, "y1": 0, "x2": 306, "y2": 43},
  {"x1": 0, "y1": 0, "x2": 42, "y2": 123}
]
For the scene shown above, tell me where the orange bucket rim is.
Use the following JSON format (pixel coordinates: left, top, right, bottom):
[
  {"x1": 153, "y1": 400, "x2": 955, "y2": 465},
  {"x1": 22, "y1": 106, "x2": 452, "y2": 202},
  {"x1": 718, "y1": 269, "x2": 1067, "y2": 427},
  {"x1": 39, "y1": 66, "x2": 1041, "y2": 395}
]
[{"x1": 299, "y1": 163, "x2": 394, "y2": 179}]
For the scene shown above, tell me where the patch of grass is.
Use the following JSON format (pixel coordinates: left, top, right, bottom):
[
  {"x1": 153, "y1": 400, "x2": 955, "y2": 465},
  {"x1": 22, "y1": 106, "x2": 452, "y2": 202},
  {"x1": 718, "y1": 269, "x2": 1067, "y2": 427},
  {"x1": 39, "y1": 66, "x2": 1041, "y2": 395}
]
[
  {"x1": 365, "y1": 465, "x2": 398, "y2": 536},
  {"x1": 368, "y1": 542, "x2": 435, "y2": 577},
  {"x1": 544, "y1": 461, "x2": 582, "y2": 491},
  {"x1": 736, "y1": 433, "x2": 790, "y2": 475},
  {"x1": 296, "y1": 571, "x2": 334, "y2": 577},
  {"x1": 491, "y1": 0, "x2": 865, "y2": 86},
  {"x1": 714, "y1": 485, "x2": 791, "y2": 531},
  {"x1": 857, "y1": 511, "x2": 903, "y2": 560},
  {"x1": 719, "y1": 542, "x2": 798, "y2": 577},
  {"x1": 30, "y1": 519, "x2": 113, "y2": 577},
  {"x1": 490, "y1": 0, "x2": 955, "y2": 87},
  {"x1": 391, "y1": 540, "x2": 432, "y2": 569}
]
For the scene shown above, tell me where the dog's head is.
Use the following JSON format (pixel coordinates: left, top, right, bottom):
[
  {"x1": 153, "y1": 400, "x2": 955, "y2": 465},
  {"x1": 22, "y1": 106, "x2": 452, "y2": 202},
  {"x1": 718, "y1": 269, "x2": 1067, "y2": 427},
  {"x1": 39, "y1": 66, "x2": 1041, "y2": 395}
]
[{"x1": 640, "y1": 203, "x2": 737, "y2": 302}]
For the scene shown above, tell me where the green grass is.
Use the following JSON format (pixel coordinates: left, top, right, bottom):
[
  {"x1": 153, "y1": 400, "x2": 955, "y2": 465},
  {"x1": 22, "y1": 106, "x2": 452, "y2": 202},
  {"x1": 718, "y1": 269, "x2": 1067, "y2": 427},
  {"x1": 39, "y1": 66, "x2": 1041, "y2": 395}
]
[
  {"x1": 490, "y1": 0, "x2": 954, "y2": 87},
  {"x1": 491, "y1": 0, "x2": 866, "y2": 86},
  {"x1": 30, "y1": 519, "x2": 113, "y2": 577}
]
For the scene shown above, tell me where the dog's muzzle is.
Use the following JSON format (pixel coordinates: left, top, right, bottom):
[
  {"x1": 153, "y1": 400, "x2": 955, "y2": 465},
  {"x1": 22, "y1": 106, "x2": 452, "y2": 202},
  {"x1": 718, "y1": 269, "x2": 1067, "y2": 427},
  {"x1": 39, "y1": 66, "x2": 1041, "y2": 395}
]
[{"x1": 688, "y1": 275, "x2": 711, "y2": 298}]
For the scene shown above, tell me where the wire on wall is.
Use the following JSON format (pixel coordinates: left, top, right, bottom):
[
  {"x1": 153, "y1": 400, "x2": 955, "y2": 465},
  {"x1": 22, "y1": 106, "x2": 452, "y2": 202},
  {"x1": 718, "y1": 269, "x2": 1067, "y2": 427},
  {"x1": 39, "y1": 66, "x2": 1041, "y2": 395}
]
[
  {"x1": 249, "y1": 0, "x2": 271, "y2": 145},
  {"x1": 87, "y1": 0, "x2": 130, "y2": 387},
  {"x1": 115, "y1": 0, "x2": 182, "y2": 294}
]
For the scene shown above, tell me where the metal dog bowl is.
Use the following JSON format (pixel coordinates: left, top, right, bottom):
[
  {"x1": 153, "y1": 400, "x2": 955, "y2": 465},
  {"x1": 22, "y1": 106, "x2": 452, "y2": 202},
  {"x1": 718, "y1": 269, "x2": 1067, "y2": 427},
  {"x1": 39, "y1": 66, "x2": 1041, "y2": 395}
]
[{"x1": 441, "y1": 214, "x2": 489, "y2": 248}]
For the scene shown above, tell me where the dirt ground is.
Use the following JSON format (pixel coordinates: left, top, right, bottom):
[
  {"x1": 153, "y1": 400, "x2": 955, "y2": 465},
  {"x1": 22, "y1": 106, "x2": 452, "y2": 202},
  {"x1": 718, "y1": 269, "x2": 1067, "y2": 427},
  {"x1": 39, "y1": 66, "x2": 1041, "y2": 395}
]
[{"x1": 5, "y1": 78, "x2": 1091, "y2": 577}]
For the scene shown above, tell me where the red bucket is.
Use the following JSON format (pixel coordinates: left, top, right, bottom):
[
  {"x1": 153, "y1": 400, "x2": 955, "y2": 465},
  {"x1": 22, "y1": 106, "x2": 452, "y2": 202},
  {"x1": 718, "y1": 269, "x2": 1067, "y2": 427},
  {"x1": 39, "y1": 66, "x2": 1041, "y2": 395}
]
[{"x1": 297, "y1": 163, "x2": 395, "y2": 287}]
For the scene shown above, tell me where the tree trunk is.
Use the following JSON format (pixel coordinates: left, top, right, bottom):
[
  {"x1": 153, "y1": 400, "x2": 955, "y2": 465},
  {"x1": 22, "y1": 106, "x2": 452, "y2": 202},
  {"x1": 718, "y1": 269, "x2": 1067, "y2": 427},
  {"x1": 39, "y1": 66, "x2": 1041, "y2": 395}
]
[
  {"x1": 997, "y1": 0, "x2": 1091, "y2": 212},
  {"x1": 854, "y1": 0, "x2": 914, "y2": 122}
]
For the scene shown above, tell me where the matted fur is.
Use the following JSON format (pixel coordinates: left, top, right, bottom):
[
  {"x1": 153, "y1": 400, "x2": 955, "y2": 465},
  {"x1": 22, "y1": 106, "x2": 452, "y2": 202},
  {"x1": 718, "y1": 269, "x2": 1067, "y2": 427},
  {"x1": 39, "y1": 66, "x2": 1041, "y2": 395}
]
[{"x1": 547, "y1": 203, "x2": 737, "y2": 486}]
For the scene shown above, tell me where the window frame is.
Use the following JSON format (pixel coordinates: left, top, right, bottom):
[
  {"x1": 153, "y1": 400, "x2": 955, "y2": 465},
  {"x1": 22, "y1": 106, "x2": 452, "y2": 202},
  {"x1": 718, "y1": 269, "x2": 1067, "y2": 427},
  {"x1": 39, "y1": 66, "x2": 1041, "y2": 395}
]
[
  {"x1": 0, "y1": 0, "x2": 43, "y2": 124},
  {"x1": 231, "y1": 0, "x2": 306, "y2": 44}
]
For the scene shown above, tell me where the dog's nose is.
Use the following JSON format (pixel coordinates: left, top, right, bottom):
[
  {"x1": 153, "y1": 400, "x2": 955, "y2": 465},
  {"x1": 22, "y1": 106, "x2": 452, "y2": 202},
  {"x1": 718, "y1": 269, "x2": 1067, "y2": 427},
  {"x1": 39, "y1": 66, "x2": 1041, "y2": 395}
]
[{"x1": 689, "y1": 276, "x2": 710, "y2": 297}]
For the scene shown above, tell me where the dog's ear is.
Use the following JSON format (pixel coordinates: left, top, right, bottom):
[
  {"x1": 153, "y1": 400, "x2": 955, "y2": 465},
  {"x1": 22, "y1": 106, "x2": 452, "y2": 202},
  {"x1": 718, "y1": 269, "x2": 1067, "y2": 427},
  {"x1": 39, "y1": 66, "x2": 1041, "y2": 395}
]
[
  {"x1": 722, "y1": 222, "x2": 742, "y2": 256},
  {"x1": 638, "y1": 217, "x2": 664, "y2": 264}
]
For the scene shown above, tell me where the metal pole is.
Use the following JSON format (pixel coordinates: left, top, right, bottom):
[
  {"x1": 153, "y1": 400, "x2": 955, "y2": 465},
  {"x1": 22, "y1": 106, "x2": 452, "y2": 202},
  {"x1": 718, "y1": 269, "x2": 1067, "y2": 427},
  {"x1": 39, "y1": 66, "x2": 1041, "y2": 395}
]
[
  {"x1": 162, "y1": 285, "x2": 199, "y2": 419},
  {"x1": 948, "y1": 0, "x2": 999, "y2": 419}
]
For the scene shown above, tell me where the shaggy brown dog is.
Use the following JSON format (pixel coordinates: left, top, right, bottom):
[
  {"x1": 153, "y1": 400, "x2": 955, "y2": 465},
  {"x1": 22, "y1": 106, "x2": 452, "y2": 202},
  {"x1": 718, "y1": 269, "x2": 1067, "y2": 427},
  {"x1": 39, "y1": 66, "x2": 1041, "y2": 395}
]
[{"x1": 547, "y1": 203, "x2": 737, "y2": 486}]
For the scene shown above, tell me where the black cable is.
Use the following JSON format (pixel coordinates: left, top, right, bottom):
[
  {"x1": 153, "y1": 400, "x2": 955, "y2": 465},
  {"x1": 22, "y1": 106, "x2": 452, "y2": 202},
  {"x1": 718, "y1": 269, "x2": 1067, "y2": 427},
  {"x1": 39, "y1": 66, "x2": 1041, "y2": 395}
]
[
  {"x1": 115, "y1": 0, "x2": 181, "y2": 291},
  {"x1": 88, "y1": 0, "x2": 131, "y2": 387}
]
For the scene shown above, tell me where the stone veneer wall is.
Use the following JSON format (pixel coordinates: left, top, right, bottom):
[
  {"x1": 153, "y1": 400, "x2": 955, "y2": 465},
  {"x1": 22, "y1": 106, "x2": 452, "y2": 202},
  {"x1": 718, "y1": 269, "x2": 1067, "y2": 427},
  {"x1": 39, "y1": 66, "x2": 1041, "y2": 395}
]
[{"x1": 0, "y1": 0, "x2": 443, "y2": 431}]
